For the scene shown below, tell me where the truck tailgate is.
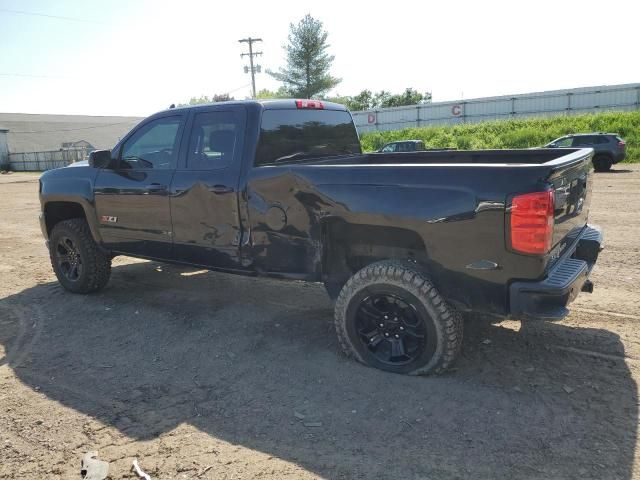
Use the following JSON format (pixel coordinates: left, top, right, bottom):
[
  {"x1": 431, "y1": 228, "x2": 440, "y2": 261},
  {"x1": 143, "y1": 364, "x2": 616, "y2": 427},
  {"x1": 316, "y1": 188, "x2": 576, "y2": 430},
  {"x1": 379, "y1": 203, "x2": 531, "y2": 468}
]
[{"x1": 547, "y1": 150, "x2": 593, "y2": 261}]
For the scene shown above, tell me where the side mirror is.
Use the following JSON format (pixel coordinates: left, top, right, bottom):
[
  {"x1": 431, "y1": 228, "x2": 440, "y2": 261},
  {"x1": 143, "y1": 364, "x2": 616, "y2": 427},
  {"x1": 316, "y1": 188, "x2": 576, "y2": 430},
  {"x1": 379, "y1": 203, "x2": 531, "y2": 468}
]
[{"x1": 89, "y1": 150, "x2": 115, "y2": 169}]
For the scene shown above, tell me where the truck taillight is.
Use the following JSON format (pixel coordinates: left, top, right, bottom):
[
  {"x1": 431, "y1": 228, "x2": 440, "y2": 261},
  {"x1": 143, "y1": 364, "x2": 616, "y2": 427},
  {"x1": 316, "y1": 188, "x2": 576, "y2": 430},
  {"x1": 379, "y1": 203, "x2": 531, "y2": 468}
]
[
  {"x1": 295, "y1": 99, "x2": 324, "y2": 109},
  {"x1": 618, "y1": 140, "x2": 626, "y2": 148},
  {"x1": 509, "y1": 190, "x2": 555, "y2": 255}
]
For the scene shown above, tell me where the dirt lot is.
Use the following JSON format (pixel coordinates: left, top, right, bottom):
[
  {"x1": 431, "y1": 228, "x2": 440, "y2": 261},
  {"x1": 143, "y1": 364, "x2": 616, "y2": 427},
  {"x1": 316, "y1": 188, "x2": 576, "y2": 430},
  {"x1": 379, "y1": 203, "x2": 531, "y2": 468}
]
[{"x1": 0, "y1": 165, "x2": 639, "y2": 480}]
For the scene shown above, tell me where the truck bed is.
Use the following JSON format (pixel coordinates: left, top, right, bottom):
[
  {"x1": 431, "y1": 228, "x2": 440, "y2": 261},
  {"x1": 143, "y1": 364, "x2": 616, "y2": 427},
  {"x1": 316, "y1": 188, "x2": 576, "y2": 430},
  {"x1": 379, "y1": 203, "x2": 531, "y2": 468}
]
[{"x1": 301, "y1": 147, "x2": 593, "y2": 254}]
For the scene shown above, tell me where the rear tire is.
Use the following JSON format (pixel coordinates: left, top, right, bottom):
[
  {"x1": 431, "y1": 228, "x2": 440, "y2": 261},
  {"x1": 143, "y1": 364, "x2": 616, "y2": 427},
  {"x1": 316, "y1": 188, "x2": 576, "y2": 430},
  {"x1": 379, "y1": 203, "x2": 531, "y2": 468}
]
[
  {"x1": 49, "y1": 218, "x2": 111, "y2": 293},
  {"x1": 334, "y1": 260, "x2": 462, "y2": 375},
  {"x1": 593, "y1": 155, "x2": 612, "y2": 172}
]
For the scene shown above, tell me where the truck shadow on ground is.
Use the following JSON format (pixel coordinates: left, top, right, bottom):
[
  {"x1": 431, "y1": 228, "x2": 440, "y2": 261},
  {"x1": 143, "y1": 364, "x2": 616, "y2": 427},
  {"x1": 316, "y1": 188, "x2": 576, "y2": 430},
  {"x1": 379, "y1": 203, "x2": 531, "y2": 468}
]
[{"x1": 1, "y1": 260, "x2": 636, "y2": 479}]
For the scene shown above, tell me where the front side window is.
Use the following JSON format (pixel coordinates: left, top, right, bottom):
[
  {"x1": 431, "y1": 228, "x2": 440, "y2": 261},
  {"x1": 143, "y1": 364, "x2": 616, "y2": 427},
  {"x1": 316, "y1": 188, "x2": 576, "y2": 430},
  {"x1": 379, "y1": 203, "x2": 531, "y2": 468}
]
[
  {"x1": 121, "y1": 116, "x2": 182, "y2": 169},
  {"x1": 187, "y1": 111, "x2": 240, "y2": 170},
  {"x1": 555, "y1": 137, "x2": 573, "y2": 147},
  {"x1": 381, "y1": 143, "x2": 396, "y2": 152},
  {"x1": 255, "y1": 109, "x2": 361, "y2": 166}
]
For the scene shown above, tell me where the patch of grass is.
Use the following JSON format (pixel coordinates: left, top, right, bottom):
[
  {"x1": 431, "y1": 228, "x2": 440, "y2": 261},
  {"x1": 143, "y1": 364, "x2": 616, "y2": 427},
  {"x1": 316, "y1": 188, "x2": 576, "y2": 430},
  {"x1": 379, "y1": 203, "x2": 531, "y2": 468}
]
[{"x1": 360, "y1": 111, "x2": 640, "y2": 162}]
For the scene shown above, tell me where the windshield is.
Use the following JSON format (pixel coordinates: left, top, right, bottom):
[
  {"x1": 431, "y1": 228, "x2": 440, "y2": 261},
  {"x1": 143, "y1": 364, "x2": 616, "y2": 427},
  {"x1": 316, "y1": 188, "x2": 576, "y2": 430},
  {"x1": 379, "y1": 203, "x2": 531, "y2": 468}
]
[{"x1": 255, "y1": 109, "x2": 361, "y2": 166}]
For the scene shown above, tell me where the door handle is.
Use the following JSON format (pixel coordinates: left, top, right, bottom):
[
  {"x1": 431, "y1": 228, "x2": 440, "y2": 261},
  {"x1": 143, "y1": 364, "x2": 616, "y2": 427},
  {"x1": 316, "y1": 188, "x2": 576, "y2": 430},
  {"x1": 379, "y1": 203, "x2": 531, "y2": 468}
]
[
  {"x1": 209, "y1": 185, "x2": 234, "y2": 194},
  {"x1": 146, "y1": 183, "x2": 167, "y2": 192}
]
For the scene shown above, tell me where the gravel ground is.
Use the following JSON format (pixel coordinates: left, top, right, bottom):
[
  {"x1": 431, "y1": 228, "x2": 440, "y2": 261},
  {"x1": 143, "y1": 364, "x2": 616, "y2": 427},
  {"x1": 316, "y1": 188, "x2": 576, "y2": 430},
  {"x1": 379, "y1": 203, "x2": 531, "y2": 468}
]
[{"x1": 0, "y1": 165, "x2": 639, "y2": 480}]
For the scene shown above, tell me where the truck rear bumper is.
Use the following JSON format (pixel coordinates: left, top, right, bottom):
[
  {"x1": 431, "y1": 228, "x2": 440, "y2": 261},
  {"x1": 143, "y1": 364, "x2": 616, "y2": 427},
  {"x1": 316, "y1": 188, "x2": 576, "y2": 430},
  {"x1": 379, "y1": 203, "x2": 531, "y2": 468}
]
[{"x1": 509, "y1": 225, "x2": 603, "y2": 320}]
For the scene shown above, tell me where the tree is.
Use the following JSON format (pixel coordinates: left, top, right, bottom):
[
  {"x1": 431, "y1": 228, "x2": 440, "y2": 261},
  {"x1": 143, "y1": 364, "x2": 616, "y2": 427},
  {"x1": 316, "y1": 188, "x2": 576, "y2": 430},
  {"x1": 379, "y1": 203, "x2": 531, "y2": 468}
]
[
  {"x1": 255, "y1": 87, "x2": 289, "y2": 99},
  {"x1": 346, "y1": 89, "x2": 375, "y2": 111},
  {"x1": 179, "y1": 94, "x2": 234, "y2": 106},
  {"x1": 379, "y1": 88, "x2": 431, "y2": 108},
  {"x1": 332, "y1": 88, "x2": 433, "y2": 111},
  {"x1": 268, "y1": 14, "x2": 341, "y2": 99}
]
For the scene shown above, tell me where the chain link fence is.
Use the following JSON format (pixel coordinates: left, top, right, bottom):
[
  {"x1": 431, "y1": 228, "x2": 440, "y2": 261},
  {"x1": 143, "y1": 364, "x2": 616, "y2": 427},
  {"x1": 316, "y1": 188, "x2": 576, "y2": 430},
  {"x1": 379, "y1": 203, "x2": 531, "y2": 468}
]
[{"x1": 7, "y1": 148, "x2": 87, "y2": 171}]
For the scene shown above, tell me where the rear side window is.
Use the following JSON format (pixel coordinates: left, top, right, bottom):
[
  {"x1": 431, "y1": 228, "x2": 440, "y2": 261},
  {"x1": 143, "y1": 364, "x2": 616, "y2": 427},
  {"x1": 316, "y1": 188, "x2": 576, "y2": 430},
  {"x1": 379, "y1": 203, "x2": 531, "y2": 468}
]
[
  {"x1": 555, "y1": 137, "x2": 573, "y2": 147},
  {"x1": 186, "y1": 111, "x2": 240, "y2": 170},
  {"x1": 572, "y1": 136, "x2": 593, "y2": 147},
  {"x1": 255, "y1": 109, "x2": 361, "y2": 166}
]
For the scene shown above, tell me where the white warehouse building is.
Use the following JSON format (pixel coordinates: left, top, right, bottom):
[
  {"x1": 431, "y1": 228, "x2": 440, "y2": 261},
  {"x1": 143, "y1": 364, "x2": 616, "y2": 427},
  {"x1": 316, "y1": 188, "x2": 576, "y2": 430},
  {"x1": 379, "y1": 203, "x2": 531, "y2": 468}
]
[{"x1": 351, "y1": 83, "x2": 640, "y2": 134}]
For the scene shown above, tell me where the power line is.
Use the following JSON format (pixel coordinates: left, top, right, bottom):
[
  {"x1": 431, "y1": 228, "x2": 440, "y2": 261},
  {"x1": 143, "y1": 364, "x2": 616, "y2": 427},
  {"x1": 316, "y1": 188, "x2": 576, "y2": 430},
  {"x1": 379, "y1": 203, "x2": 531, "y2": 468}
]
[
  {"x1": 238, "y1": 37, "x2": 263, "y2": 99},
  {"x1": 0, "y1": 7, "x2": 103, "y2": 24},
  {"x1": 0, "y1": 73, "x2": 67, "y2": 79},
  {"x1": 225, "y1": 83, "x2": 252, "y2": 95}
]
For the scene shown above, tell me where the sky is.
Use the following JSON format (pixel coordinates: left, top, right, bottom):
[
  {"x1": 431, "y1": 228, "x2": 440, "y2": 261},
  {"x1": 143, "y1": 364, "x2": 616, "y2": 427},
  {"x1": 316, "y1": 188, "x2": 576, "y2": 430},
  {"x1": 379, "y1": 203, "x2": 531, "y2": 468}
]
[{"x1": 1, "y1": 0, "x2": 638, "y2": 117}]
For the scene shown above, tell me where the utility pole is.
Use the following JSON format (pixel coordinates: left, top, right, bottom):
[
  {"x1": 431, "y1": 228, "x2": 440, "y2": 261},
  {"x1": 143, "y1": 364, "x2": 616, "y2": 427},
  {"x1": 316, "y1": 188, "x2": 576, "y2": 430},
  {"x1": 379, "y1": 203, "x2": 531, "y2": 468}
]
[{"x1": 239, "y1": 37, "x2": 262, "y2": 98}]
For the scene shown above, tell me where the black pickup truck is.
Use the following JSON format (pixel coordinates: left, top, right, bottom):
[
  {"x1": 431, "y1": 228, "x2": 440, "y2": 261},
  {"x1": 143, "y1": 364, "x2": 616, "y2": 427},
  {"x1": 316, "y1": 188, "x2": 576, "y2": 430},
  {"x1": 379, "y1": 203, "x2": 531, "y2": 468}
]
[{"x1": 39, "y1": 99, "x2": 603, "y2": 375}]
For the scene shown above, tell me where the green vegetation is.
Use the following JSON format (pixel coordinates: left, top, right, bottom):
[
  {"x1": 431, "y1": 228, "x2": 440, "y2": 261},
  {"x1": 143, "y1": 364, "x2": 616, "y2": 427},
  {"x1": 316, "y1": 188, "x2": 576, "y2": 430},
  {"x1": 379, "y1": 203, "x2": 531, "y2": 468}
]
[
  {"x1": 179, "y1": 94, "x2": 234, "y2": 106},
  {"x1": 360, "y1": 111, "x2": 640, "y2": 162},
  {"x1": 255, "y1": 87, "x2": 289, "y2": 99},
  {"x1": 328, "y1": 88, "x2": 432, "y2": 112}
]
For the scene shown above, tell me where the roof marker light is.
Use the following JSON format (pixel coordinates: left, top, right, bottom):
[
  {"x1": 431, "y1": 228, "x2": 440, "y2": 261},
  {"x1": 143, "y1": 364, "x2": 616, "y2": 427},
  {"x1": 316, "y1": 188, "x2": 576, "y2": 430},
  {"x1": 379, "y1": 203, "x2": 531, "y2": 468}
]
[{"x1": 295, "y1": 99, "x2": 324, "y2": 109}]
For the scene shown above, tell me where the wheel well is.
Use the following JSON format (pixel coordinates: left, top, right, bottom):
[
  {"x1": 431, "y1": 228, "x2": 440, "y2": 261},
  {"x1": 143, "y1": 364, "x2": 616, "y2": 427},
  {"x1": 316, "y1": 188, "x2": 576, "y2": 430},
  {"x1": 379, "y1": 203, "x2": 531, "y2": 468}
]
[
  {"x1": 322, "y1": 219, "x2": 428, "y2": 298},
  {"x1": 44, "y1": 202, "x2": 86, "y2": 235},
  {"x1": 593, "y1": 153, "x2": 613, "y2": 161}
]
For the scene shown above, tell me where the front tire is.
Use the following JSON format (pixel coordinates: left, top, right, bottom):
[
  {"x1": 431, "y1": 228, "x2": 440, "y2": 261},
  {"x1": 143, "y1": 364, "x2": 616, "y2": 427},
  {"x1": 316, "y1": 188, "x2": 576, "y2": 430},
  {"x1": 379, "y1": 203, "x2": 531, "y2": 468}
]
[
  {"x1": 49, "y1": 218, "x2": 111, "y2": 293},
  {"x1": 334, "y1": 260, "x2": 462, "y2": 375}
]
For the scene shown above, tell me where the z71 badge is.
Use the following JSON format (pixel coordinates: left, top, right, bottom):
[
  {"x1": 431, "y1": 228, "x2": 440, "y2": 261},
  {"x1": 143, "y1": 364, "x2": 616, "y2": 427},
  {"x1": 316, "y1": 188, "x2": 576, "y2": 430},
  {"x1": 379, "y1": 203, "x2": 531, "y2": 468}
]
[{"x1": 100, "y1": 215, "x2": 118, "y2": 223}]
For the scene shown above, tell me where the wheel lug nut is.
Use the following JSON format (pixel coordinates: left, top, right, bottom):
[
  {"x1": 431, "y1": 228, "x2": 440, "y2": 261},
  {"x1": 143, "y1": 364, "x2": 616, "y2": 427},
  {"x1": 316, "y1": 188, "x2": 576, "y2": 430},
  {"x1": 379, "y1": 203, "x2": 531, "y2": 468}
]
[
  {"x1": 395, "y1": 334, "x2": 400, "y2": 338},
  {"x1": 379, "y1": 323, "x2": 384, "y2": 328},
  {"x1": 384, "y1": 333, "x2": 389, "y2": 337},
  {"x1": 384, "y1": 315, "x2": 388, "y2": 319},
  {"x1": 400, "y1": 326, "x2": 404, "y2": 330}
]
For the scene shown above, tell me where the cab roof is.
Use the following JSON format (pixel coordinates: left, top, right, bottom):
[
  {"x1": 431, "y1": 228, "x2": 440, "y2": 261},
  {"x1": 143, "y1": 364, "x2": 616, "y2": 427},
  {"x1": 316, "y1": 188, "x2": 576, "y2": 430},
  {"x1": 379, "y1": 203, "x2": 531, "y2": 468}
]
[{"x1": 160, "y1": 99, "x2": 348, "y2": 115}]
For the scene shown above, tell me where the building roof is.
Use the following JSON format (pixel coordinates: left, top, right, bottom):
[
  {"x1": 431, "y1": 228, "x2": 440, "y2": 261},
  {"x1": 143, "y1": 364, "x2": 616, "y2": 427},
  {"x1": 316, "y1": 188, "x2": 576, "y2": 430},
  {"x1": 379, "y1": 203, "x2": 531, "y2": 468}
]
[{"x1": 0, "y1": 112, "x2": 143, "y2": 153}]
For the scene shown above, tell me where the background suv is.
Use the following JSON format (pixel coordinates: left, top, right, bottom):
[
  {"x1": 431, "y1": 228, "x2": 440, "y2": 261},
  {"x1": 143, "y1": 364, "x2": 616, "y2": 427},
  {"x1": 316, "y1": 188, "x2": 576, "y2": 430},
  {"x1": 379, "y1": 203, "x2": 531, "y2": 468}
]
[
  {"x1": 377, "y1": 140, "x2": 426, "y2": 153},
  {"x1": 545, "y1": 133, "x2": 626, "y2": 172},
  {"x1": 376, "y1": 140, "x2": 456, "y2": 154}
]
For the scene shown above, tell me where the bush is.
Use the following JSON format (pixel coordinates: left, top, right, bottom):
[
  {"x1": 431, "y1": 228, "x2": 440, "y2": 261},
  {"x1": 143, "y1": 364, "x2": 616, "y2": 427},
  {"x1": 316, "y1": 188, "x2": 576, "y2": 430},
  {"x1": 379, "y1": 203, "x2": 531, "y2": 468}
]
[{"x1": 360, "y1": 111, "x2": 640, "y2": 162}]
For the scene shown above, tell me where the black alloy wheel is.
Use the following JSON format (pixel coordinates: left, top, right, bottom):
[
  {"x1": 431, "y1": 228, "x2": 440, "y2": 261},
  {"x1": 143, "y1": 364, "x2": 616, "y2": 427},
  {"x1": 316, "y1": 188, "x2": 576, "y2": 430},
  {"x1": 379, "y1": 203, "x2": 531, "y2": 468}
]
[
  {"x1": 55, "y1": 236, "x2": 84, "y2": 282},
  {"x1": 355, "y1": 293, "x2": 427, "y2": 366}
]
